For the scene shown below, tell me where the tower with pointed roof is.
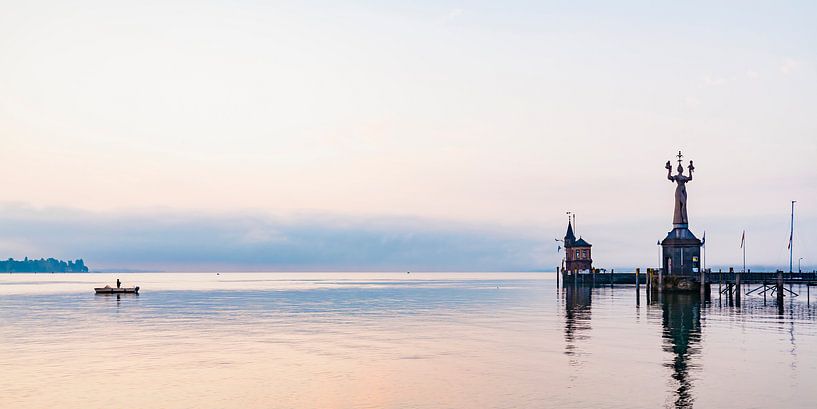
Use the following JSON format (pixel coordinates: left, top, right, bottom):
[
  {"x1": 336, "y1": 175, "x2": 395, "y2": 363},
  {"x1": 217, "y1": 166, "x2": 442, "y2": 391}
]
[{"x1": 564, "y1": 221, "x2": 592, "y2": 272}]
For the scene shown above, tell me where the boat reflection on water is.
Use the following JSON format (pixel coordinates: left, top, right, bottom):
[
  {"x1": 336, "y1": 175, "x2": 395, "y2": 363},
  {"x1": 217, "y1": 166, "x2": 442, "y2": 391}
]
[{"x1": 658, "y1": 292, "x2": 702, "y2": 408}]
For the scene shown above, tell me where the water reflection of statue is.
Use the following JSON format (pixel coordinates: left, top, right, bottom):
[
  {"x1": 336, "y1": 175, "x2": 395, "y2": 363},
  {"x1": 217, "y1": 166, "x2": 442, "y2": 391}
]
[
  {"x1": 666, "y1": 151, "x2": 695, "y2": 226},
  {"x1": 661, "y1": 293, "x2": 702, "y2": 408}
]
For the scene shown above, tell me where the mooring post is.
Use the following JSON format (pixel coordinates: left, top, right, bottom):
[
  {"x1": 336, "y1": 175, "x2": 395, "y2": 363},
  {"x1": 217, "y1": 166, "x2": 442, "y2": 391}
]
[
  {"x1": 700, "y1": 268, "x2": 706, "y2": 299},
  {"x1": 718, "y1": 269, "x2": 723, "y2": 301},
  {"x1": 776, "y1": 270, "x2": 784, "y2": 314},
  {"x1": 556, "y1": 266, "x2": 560, "y2": 289},
  {"x1": 636, "y1": 268, "x2": 640, "y2": 305},
  {"x1": 610, "y1": 268, "x2": 614, "y2": 287},
  {"x1": 659, "y1": 261, "x2": 665, "y2": 293},
  {"x1": 735, "y1": 269, "x2": 741, "y2": 307}
]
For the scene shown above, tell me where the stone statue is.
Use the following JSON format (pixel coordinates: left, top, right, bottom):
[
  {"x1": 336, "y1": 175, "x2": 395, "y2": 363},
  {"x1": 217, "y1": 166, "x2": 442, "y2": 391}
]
[{"x1": 666, "y1": 151, "x2": 695, "y2": 226}]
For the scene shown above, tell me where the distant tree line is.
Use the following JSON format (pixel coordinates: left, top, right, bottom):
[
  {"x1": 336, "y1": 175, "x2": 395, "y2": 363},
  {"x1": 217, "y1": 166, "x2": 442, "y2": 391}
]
[{"x1": 0, "y1": 257, "x2": 89, "y2": 272}]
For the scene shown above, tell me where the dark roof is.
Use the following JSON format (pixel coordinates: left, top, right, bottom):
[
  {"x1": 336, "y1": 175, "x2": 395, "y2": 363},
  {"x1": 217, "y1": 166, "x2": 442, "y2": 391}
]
[
  {"x1": 572, "y1": 237, "x2": 592, "y2": 247},
  {"x1": 660, "y1": 227, "x2": 700, "y2": 245},
  {"x1": 564, "y1": 221, "x2": 576, "y2": 245}
]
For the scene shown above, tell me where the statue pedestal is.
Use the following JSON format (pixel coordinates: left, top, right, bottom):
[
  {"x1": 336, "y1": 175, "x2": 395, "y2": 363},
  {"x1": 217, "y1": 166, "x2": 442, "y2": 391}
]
[
  {"x1": 657, "y1": 275, "x2": 700, "y2": 291},
  {"x1": 661, "y1": 227, "x2": 702, "y2": 282}
]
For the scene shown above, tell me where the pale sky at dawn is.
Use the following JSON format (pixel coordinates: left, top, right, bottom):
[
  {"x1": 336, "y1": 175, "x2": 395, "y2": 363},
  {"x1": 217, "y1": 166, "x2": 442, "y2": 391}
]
[{"x1": 1, "y1": 1, "x2": 815, "y2": 271}]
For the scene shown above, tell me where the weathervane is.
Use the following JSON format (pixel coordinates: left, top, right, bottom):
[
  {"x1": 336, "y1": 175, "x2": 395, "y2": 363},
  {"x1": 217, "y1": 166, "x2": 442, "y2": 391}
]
[{"x1": 665, "y1": 150, "x2": 695, "y2": 227}]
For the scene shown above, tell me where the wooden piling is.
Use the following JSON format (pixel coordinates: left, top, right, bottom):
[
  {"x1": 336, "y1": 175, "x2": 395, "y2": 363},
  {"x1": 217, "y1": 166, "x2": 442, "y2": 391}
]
[
  {"x1": 700, "y1": 268, "x2": 706, "y2": 299},
  {"x1": 636, "y1": 268, "x2": 640, "y2": 305},
  {"x1": 716, "y1": 269, "x2": 721, "y2": 303},
  {"x1": 556, "y1": 266, "x2": 560, "y2": 288},
  {"x1": 610, "y1": 268, "x2": 614, "y2": 287},
  {"x1": 728, "y1": 268, "x2": 734, "y2": 306},
  {"x1": 646, "y1": 269, "x2": 651, "y2": 303},
  {"x1": 659, "y1": 262, "x2": 664, "y2": 293},
  {"x1": 776, "y1": 270, "x2": 784, "y2": 314},
  {"x1": 735, "y1": 269, "x2": 741, "y2": 307}
]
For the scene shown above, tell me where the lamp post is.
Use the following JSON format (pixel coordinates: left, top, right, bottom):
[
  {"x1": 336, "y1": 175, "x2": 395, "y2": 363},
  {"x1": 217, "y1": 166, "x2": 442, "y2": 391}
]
[
  {"x1": 555, "y1": 238, "x2": 566, "y2": 288},
  {"x1": 657, "y1": 240, "x2": 662, "y2": 272},
  {"x1": 555, "y1": 238, "x2": 565, "y2": 272}
]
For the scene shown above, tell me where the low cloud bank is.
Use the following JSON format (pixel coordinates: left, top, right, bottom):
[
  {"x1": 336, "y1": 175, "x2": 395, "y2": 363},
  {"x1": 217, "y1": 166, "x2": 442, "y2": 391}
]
[
  {"x1": 1, "y1": 203, "x2": 809, "y2": 272},
  {"x1": 0, "y1": 204, "x2": 548, "y2": 272}
]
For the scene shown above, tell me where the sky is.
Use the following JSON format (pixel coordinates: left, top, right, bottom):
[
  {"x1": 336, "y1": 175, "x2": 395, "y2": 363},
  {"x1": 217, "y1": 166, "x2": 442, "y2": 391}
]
[{"x1": 0, "y1": 1, "x2": 815, "y2": 271}]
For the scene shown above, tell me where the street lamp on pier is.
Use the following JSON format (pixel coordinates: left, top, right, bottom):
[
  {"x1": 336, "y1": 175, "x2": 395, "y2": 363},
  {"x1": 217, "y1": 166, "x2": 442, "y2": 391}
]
[{"x1": 657, "y1": 240, "x2": 661, "y2": 272}]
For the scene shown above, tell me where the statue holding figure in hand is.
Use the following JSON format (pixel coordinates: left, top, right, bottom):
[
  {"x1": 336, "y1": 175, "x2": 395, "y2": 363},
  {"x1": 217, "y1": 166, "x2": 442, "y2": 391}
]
[{"x1": 666, "y1": 151, "x2": 694, "y2": 227}]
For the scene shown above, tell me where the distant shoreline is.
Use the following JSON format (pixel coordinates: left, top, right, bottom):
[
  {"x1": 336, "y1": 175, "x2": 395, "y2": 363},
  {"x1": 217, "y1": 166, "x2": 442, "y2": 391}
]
[{"x1": 0, "y1": 258, "x2": 88, "y2": 273}]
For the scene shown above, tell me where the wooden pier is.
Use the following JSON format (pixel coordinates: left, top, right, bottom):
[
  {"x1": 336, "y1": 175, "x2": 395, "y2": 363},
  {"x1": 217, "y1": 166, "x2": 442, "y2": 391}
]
[
  {"x1": 558, "y1": 267, "x2": 817, "y2": 288},
  {"x1": 558, "y1": 267, "x2": 816, "y2": 313},
  {"x1": 558, "y1": 268, "x2": 647, "y2": 286}
]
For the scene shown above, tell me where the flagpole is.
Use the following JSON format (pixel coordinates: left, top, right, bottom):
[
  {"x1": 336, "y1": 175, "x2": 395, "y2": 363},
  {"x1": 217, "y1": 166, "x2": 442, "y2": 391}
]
[
  {"x1": 790, "y1": 201, "x2": 796, "y2": 275},
  {"x1": 740, "y1": 230, "x2": 746, "y2": 275}
]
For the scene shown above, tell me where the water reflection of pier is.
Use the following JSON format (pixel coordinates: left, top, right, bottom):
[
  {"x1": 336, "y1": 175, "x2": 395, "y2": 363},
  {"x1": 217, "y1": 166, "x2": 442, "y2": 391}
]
[
  {"x1": 561, "y1": 282, "x2": 817, "y2": 408},
  {"x1": 563, "y1": 286, "x2": 592, "y2": 364},
  {"x1": 560, "y1": 287, "x2": 704, "y2": 407},
  {"x1": 657, "y1": 291, "x2": 814, "y2": 407}
]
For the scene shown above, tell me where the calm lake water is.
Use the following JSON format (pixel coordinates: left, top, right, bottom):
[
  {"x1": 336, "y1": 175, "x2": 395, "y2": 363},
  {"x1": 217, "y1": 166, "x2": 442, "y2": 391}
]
[{"x1": 1, "y1": 272, "x2": 816, "y2": 408}]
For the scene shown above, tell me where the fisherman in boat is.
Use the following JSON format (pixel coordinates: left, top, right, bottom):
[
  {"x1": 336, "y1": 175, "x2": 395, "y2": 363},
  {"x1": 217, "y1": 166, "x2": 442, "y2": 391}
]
[{"x1": 116, "y1": 278, "x2": 121, "y2": 288}]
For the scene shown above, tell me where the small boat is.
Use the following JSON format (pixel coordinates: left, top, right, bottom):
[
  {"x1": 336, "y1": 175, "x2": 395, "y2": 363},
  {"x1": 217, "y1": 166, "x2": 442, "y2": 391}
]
[{"x1": 94, "y1": 285, "x2": 140, "y2": 294}]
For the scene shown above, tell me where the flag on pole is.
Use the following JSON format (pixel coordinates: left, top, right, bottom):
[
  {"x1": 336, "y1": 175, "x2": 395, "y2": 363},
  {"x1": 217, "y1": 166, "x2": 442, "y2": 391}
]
[
  {"x1": 740, "y1": 230, "x2": 745, "y2": 248},
  {"x1": 702, "y1": 231, "x2": 706, "y2": 245},
  {"x1": 788, "y1": 230, "x2": 793, "y2": 249}
]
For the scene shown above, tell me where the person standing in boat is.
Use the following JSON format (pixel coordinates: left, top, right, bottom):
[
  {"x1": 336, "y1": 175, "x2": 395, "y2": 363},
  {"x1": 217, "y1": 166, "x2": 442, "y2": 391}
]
[{"x1": 116, "y1": 278, "x2": 121, "y2": 288}]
